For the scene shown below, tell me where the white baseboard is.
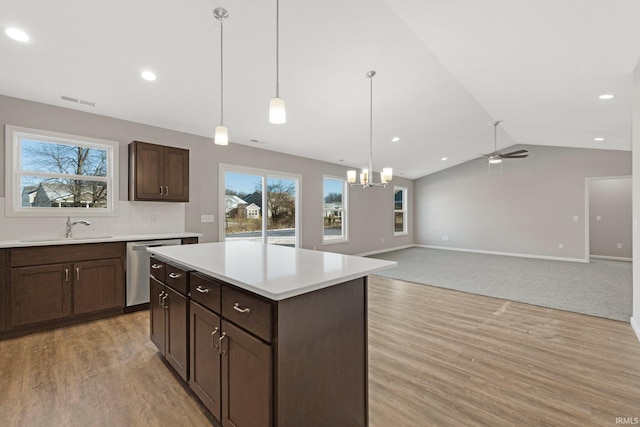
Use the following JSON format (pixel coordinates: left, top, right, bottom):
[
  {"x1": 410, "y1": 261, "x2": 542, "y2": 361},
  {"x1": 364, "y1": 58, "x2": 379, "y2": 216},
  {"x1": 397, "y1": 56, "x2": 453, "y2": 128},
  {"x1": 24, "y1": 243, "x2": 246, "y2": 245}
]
[
  {"x1": 590, "y1": 255, "x2": 633, "y2": 262},
  {"x1": 631, "y1": 317, "x2": 640, "y2": 344},
  {"x1": 417, "y1": 244, "x2": 588, "y2": 263},
  {"x1": 357, "y1": 244, "x2": 414, "y2": 257}
]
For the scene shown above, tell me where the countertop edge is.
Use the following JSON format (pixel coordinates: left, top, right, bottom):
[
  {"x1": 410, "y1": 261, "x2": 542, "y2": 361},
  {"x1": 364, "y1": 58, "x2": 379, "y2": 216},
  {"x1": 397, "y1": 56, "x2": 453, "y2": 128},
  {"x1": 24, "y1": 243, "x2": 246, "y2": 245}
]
[{"x1": 0, "y1": 232, "x2": 202, "y2": 248}]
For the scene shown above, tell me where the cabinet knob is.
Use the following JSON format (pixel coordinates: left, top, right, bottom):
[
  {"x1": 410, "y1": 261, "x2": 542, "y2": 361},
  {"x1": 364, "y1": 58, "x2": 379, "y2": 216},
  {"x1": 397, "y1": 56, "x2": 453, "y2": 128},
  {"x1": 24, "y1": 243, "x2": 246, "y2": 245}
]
[
  {"x1": 196, "y1": 286, "x2": 209, "y2": 294},
  {"x1": 233, "y1": 303, "x2": 251, "y2": 314}
]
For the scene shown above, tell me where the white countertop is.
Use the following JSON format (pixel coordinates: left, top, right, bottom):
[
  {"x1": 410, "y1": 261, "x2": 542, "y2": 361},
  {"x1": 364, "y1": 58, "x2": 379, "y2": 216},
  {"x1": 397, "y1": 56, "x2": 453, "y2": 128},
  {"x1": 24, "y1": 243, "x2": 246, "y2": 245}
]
[
  {"x1": 147, "y1": 241, "x2": 397, "y2": 301},
  {"x1": 0, "y1": 232, "x2": 202, "y2": 248}
]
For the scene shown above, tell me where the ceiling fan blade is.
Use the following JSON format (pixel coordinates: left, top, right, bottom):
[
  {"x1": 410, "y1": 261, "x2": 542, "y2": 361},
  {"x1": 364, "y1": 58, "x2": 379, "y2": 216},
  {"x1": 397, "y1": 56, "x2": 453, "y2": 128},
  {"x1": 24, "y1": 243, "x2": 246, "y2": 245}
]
[
  {"x1": 501, "y1": 149, "x2": 528, "y2": 156},
  {"x1": 503, "y1": 154, "x2": 528, "y2": 159}
]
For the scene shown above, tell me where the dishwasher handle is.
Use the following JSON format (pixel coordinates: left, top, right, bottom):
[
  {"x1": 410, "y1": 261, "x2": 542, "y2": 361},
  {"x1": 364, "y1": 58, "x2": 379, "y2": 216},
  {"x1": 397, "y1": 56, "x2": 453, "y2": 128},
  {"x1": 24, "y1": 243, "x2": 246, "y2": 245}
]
[{"x1": 130, "y1": 239, "x2": 182, "y2": 251}]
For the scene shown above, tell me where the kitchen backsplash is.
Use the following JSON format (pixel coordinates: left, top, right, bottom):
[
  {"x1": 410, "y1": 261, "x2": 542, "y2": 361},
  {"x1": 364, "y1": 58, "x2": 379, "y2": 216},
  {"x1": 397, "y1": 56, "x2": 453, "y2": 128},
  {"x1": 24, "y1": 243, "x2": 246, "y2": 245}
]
[{"x1": 0, "y1": 198, "x2": 186, "y2": 241}]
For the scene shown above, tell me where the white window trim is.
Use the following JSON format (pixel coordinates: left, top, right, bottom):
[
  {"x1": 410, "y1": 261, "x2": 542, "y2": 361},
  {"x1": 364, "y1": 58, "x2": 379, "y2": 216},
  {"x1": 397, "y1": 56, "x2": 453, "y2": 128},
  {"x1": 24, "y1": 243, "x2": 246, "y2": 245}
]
[
  {"x1": 219, "y1": 163, "x2": 301, "y2": 248},
  {"x1": 322, "y1": 175, "x2": 349, "y2": 245},
  {"x1": 5, "y1": 125, "x2": 119, "y2": 217},
  {"x1": 394, "y1": 186, "x2": 408, "y2": 236}
]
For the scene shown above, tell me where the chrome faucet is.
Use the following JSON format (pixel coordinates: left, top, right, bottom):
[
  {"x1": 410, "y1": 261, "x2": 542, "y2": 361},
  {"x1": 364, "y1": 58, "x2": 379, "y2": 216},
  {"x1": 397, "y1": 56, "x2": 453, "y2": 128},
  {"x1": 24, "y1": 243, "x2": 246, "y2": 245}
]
[{"x1": 66, "y1": 216, "x2": 91, "y2": 238}]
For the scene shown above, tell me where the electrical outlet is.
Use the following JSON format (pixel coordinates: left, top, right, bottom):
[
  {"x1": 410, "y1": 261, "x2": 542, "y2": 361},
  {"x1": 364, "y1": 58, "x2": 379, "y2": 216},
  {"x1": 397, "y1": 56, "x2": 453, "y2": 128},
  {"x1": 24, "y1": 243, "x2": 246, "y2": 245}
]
[
  {"x1": 442, "y1": 236, "x2": 448, "y2": 241},
  {"x1": 150, "y1": 214, "x2": 157, "y2": 222},
  {"x1": 573, "y1": 216, "x2": 579, "y2": 222},
  {"x1": 596, "y1": 215, "x2": 602, "y2": 221},
  {"x1": 617, "y1": 243, "x2": 622, "y2": 249},
  {"x1": 201, "y1": 214, "x2": 215, "y2": 223},
  {"x1": 381, "y1": 237, "x2": 384, "y2": 243},
  {"x1": 559, "y1": 243, "x2": 564, "y2": 249}
]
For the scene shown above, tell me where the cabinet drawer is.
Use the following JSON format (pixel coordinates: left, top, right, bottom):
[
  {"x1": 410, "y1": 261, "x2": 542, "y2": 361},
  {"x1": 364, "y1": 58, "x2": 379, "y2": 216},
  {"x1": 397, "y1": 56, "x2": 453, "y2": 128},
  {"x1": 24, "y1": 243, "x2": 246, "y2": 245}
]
[
  {"x1": 190, "y1": 273, "x2": 221, "y2": 314},
  {"x1": 149, "y1": 257, "x2": 166, "y2": 282},
  {"x1": 166, "y1": 263, "x2": 189, "y2": 295},
  {"x1": 222, "y1": 287, "x2": 272, "y2": 342}
]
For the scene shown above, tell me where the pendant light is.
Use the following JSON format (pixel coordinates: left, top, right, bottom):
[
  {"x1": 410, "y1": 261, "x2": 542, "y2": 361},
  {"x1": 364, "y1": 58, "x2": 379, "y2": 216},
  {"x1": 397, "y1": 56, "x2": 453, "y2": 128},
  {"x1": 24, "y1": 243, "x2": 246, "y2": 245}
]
[
  {"x1": 347, "y1": 71, "x2": 392, "y2": 188},
  {"x1": 213, "y1": 7, "x2": 229, "y2": 145},
  {"x1": 269, "y1": 0, "x2": 286, "y2": 124}
]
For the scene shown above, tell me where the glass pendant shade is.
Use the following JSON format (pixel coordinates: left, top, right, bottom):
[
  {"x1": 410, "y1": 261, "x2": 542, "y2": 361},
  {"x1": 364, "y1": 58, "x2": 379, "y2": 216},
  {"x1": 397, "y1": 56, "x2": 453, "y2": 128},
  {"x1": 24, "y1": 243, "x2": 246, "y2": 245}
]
[
  {"x1": 214, "y1": 125, "x2": 229, "y2": 146},
  {"x1": 347, "y1": 170, "x2": 357, "y2": 184},
  {"x1": 381, "y1": 167, "x2": 393, "y2": 184},
  {"x1": 269, "y1": 97, "x2": 286, "y2": 124}
]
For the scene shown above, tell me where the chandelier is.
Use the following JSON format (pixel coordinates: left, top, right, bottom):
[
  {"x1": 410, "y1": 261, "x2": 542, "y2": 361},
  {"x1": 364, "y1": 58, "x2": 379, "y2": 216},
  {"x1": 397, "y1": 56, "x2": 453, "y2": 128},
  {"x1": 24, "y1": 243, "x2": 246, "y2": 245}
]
[{"x1": 347, "y1": 71, "x2": 392, "y2": 188}]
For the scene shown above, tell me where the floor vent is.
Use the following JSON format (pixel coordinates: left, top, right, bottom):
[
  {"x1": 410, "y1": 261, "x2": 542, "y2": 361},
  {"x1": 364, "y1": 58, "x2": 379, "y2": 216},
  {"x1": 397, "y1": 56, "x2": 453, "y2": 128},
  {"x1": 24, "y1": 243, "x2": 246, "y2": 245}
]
[{"x1": 59, "y1": 94, "x2": 96, "y2": 107}]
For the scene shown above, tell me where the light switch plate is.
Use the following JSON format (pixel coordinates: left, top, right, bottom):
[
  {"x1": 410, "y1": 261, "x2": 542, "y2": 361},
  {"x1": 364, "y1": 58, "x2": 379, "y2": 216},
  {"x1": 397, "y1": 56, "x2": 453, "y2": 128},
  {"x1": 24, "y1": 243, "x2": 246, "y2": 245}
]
[{"x1": 201, "y1": 214, "x2": 215, "y2": 223}]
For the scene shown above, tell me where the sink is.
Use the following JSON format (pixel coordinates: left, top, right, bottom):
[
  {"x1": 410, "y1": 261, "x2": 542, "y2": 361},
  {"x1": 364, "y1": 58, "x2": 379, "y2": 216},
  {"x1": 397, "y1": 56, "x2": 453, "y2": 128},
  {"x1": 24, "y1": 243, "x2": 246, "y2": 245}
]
[{"x1": 19, "y1": 236, "x2": 113, "y2": 243}]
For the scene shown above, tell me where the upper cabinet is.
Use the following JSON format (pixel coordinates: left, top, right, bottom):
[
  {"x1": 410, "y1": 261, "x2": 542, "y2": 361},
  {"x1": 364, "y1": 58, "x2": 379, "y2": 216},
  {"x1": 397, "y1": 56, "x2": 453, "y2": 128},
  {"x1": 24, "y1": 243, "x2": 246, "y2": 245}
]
[{"x1": 129, "y1": 141, "x2": 189, "y2": 202}]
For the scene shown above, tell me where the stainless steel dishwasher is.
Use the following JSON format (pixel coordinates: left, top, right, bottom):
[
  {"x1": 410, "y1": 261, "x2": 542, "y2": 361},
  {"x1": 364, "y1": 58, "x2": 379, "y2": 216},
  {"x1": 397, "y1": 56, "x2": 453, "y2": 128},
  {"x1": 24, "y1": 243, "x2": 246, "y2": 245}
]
[{"x1": 126, "y1": 239, "x2": 182, "y2": 309}]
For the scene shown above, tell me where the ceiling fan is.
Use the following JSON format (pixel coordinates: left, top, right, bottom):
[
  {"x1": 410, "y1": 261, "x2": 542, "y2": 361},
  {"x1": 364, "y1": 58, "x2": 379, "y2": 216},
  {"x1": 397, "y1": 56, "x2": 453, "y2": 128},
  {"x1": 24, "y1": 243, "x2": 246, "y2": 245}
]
[{"x1": 483, "y1": 120, "x2": 528, "y2": 164}]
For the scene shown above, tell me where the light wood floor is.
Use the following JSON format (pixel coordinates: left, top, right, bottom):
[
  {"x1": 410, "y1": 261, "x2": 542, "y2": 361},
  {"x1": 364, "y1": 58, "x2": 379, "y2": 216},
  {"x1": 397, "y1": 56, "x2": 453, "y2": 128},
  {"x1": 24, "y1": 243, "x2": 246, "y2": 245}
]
[{"x1": 1, "y1": 276, "x2": 639, "y2": 426}]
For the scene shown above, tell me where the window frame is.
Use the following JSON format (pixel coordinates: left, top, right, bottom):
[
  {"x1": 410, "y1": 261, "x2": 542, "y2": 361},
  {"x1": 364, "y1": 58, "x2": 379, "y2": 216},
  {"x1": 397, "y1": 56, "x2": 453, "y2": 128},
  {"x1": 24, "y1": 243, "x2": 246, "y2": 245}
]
[
  {"x1": 322, "y1": 175, "x2": 348, "y2": 245},
  {"x1": 5, "y1": 125, "x2": 119, "y2": 217},
  {"x1": 394, "y1": 185, "x2": 408, "y2": 236},
  {"x1": 219, "y1": 163, "x2": 301, "y2": 248}
]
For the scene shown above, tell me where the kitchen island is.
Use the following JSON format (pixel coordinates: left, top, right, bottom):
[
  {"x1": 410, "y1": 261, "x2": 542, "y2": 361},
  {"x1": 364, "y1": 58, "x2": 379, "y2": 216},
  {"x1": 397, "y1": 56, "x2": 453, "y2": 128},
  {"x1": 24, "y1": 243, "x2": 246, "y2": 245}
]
[{"x1": 147, "y1": 241, "x2": 396, "y2": 427}]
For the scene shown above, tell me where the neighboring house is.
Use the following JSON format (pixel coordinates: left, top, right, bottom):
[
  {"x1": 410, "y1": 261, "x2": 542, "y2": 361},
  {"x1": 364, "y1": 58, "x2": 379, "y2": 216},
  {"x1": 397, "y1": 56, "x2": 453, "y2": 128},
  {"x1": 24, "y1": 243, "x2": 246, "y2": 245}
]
[
  {"x1": 323, "y1": 202, "x2": 343, "y2": 220},
  {"x1": 245, "y1": 203, "x2": 261, "y2": 219},
  {"x1": 225, "y1": 194, "x2": 247, "y2": 218},
  {"x1": 21, "y1": 182, "x2": 104, "y2": 208}
]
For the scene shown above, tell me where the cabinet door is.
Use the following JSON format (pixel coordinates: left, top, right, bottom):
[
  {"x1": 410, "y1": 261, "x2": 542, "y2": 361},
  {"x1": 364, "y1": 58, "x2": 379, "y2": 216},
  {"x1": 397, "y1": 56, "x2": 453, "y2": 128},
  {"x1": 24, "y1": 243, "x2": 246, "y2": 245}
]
[
  {"x1": 165, "y1": 285, "x2": 189, "y2": 381},
  {"x1": 163, "y1": 146, "x2": 189, "y2": 202},
  {"x1": 190, "y1": 301, "x2": 222, "y2": 421},
  {"x1": 132, "y1": 141, "x2": 164, "y2": 200},
  {"x1": 10, "y1": 264, "x2": 72, "y2": 328},
  {"x1": 221, "y1": 320, "x2": 272, "y2": 427},
  {"x1": 149, "y1": 278, "x2": 166, "y2": 354},
  {"x1": 73, "y1": 259, "x2": 124, "y2": 314}
]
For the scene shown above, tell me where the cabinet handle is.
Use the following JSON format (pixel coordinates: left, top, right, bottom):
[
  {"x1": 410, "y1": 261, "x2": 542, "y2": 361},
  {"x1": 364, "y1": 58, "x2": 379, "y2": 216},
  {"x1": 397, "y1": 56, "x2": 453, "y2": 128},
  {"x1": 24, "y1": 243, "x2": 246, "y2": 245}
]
[
  {"x1": 165, "y1": 186, "x2": 169, "y2": 196},
  {"x1": 160, "y1": 186, "x2": 164, "y2": 195},
  {"x1": 75, "y1": 267, "x2": 80, "y2": 281},
  {"x1": 211, "y1": 327, "x2": 219, "y2": 349},
  {"x1": 219, "y1": 332, "x2": 227, "y2": 355},
  {"x1": 158, "y1": 291, "x2": 165, "y2": 306},
  {"x1": 64, "y1": 268, "x2": 70, "y2": 282},
  {"x1": 233, "y1": 303, "x2": 251, "y2": 314},
  {"x1": 168, "y1": 272, "x2": 180, "y2": 279},
  {"x1": 196, "y1": 286, "x2": 209, "y2": 294},
  {"x1": 162, "y1": 294, "x2": 168, "y2": 309},
  {"x1": 151, "y1": 263, "x2": 163, "y2": 269}
]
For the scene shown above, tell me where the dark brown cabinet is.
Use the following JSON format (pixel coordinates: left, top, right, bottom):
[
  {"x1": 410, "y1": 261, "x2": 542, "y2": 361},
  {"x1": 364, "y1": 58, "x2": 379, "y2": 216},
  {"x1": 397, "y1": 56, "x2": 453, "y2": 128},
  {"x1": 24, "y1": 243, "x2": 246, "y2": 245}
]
[
  {"x1": 7, "y1": 243, "x2": 124, "y2": 332},
  {"x1": 149, "y1": 258, "x2": 189, "y2": 381},
  {"x1": 188, "y1": 273, "x2": 272, "y2": 427},
  {"x1": 129, "y1": 140, "x2": 189, "y2": 202}
]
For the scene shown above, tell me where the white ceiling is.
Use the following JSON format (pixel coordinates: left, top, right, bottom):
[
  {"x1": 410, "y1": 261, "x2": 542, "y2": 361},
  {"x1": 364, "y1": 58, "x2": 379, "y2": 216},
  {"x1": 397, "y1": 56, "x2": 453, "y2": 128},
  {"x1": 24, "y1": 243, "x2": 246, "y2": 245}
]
[{"x1": 1, "y1": 0, "x2": 639, "y2": 179}]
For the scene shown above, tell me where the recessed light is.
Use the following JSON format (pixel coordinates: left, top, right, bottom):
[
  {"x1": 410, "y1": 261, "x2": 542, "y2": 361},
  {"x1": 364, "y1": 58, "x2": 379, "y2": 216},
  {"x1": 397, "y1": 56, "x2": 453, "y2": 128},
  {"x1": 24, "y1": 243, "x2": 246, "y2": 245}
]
[
  {"x1": 141, "y1": 70, "x2": 157, "y2": 81},
  {"x1": 599, "y1": 94, "x2": 615, "y2": 100},
  {"x1": 594, "y1": 137, "x2": 605, "y2": 141},
  {"x1": 5, "y1": 28, "x2": 29, "y2": 42},
  {"x1": 441, "y1": 157, "x2": 448, "y2": 161},
  {"x1": 391, "y1": 137, "x2": 400, "y2": 142}
]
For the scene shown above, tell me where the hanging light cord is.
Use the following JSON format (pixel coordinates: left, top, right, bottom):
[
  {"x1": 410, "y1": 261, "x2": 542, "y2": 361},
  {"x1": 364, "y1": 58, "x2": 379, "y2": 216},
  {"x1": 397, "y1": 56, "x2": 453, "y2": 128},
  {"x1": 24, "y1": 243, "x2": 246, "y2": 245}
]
[
  {"x1": 219, "y1": 15, "x2": 224, "y2": 125},
  {"x1": 368, "y1": 71, "x2": 374, "y2": 175},
  {"x1": 275, "y1": 0, "x2": 280, "y2": 98}
]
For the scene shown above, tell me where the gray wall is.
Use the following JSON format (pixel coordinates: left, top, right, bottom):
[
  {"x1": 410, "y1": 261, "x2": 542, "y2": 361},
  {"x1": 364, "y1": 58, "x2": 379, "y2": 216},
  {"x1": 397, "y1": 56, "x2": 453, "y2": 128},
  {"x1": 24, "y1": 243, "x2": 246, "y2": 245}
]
[
  {"x1": 414, "y1": 144, "x2": 631, "y2": 260},
  {"x1": 632, "y1": 62, "x2": 640, "y2": 334},
  {"x1": 588, "y1": 177, "x2": 632, "y2": 259},
  {"x1": 0, "y1": 95, "x2": 413, "y2": 255}
]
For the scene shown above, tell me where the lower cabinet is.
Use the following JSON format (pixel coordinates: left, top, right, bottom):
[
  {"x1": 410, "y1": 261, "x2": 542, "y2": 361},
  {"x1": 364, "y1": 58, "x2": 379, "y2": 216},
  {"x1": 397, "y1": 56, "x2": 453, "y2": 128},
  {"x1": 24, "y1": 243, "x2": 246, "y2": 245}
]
[
  {"x1": 149, "y1": 275, "x2": 189, "y2": 381},
  {"x1": 189, "y1": 301, "x2": 272, "y2": 427},
  {"x1": 9, "y1": 256, "x2": 124, "y2": 329}
]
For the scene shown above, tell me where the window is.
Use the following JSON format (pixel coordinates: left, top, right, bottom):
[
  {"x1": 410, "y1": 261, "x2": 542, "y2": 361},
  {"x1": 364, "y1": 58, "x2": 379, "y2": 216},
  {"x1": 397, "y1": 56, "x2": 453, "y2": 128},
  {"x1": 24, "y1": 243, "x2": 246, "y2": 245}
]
[
  {"x1": 394, "y1": 186, "x2": 408, "y2": 236},
  {"x1": 323, "y1": 176, "x2": 348, "y2": 243},
  {"x1": 5, "y1": 125, "x2": 118, "y2": 216},
  {"x1": 220, "y1": 164, "x2": 300, "y2": 247}
]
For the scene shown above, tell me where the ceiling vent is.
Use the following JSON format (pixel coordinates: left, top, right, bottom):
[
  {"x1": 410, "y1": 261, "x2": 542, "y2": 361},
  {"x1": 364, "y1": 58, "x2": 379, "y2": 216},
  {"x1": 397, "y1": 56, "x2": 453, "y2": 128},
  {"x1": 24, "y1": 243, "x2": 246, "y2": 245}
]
[{"x1": 58, "y1": 93, "x2": 96, "y2": 107}]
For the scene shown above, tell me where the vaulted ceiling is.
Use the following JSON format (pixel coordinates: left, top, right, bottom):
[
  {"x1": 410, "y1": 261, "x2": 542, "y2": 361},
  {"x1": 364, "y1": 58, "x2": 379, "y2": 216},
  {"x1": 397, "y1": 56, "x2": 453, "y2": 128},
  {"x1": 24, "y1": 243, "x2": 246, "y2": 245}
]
[{"x1": 2, "y1": 0, "x2": 639, "y2": 179}]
